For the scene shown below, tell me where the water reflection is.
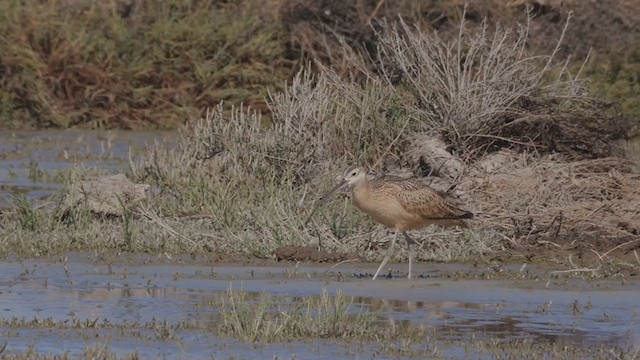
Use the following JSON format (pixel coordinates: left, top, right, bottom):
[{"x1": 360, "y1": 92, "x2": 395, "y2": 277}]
[{"x1": 1, "y1": 261, "x2": 638, "y2": 352}]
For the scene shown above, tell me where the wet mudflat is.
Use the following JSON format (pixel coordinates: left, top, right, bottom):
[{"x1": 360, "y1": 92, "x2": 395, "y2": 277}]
[{"x1": 0, "y1": 254, "x2": 638, "y2": 359}]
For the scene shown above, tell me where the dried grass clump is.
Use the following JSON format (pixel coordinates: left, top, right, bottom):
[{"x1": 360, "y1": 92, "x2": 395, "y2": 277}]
[{"x1": 466, "y1": 151, "x2": 640, "y2": 251}]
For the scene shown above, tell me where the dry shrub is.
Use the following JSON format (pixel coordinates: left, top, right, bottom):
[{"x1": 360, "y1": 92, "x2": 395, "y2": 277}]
[
  {"x1": 374, "y1": 13, "x2": 629, "y2": 161},
  {"x1": 282, "y1": 0, "x2": 640, "y2": 143},
  {"x1": 465, "y1": 151, "x2": 640, "y2": 250},
  {"x1": 374, "y1": 10, "x2": 637, "y2": 256},
  {"x1": 131, "y1": 102, "x2": 362, "y2": 256},
  {"x1": 268, "y1": 67, "x2": 412, "y2": 166},
  {"x1": 275, "y1": 8, "x2": 630, "y2": 168}
]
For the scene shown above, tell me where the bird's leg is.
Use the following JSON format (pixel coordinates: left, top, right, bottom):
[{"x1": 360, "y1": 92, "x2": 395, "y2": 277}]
[
  {"x1": 372, "y1": 232, "x2": 398, "y2": 280},
  {"x1": 403, "y1": 232, "x2": 416, "y2": 279}
]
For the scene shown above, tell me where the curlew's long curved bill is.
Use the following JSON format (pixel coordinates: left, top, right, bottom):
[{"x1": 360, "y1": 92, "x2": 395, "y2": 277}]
[
  {"x1": 303, "y1": 178, "x2": 347, "y2": 227},
  {"x1": 320, "y1": 178, "x2": 347, "y2": 203}
]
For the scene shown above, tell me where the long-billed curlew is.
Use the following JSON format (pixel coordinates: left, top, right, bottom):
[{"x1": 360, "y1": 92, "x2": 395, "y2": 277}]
[{"x1": 321, "y1": 167, "x2": 472, "y2": 280}]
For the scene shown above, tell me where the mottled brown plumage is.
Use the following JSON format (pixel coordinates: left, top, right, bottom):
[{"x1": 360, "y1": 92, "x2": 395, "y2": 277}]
[
  {"x1": 359, "y1": 175, "x2": 472, "y2": 229},
  {"x1": 322, "y1": 167, "x2": 472, "y2": 280}
]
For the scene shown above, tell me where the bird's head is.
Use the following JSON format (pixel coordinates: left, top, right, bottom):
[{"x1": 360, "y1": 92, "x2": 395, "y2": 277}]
[
  {"x1": 342, "y1": 166, "x2": 367, "y2": 188},
  {"x1": 319, "y1": 166, "x2": 367, "y2": 203}
]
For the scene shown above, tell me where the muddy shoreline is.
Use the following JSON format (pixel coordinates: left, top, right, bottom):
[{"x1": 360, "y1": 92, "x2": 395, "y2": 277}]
[{"x1": 0, "y1": 253, "x2": 638, "y2": 358}]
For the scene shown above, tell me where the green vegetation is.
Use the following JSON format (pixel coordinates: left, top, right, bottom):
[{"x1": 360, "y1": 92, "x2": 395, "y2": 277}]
[
  {"x1": 220, "y1": 288, "x2": 379, "y2": 342},
  {"x1": 0, "y1": 0, "x2": 290, "y2": 129},
  {"x1": 0, "y1": 346, "x2": 138, "y2": 360},
  {"x1": 0, "y1": 0, "x2": 638, "y2": 130},
  {"x1": 586, "y1": 60, "x2": 640, "y2": 133},
  {"x1": 13, "y1": 195, "x2": 40, "y2": 231}
]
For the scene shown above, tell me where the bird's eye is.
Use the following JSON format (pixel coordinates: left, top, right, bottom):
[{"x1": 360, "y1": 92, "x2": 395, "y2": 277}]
[{"x1": 351, "y1": 172, "x2": 357, "y2": 176}]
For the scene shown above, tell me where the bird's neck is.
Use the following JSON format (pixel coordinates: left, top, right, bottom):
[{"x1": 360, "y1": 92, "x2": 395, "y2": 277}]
[{"x1": 351, "y1": 178, "x2": 370, "y2": 202}]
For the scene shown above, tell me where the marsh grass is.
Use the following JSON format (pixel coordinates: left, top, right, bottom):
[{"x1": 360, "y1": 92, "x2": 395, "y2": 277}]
[
  {"x1": 220, "y1": 290, "x2": 275, "y2": 343},
  {"x1": 13, "y1": 195, "x2": 40, "y2": 232},
  {"x1": 27, "y1": 160, "x2": 46, "y2": 183},
  {"x1": 0, "y1": 287, "x2": 381, "y2": 343},
  {"x1": 454, "y1": 338, "x2": 640, "y2": 360},
  {"x1": 0, "y1": 343, "x2": 139, "y2": 360},
  {"x1": 0, "y1": 0, "x2": 290, "y2": 129},
  {"x1": 1, "y1": 8, "x2": 636, "y2": 271},
  {"x1": 295, "y1": 288, "x2": 378, "y2": 338},
  {"x1": 220, "y1": 287, "x2": 378, "y2": 342},
  {"x1": 1, "y1": 340, "x2": 634, "y2": 360},
  {"x1": 119, "y1": 196, "x2": 135, "y2": 252},
  {"x1": 128, "y1": 10, "x2": 614, "y2": 264}
]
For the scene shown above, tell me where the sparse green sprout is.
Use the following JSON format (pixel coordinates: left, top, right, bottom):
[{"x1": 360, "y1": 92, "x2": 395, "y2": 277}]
[
  {"x1": 13, "y1": 195, "x2": 40, "y2": 232},
  {"x1": 219, "y1": 287, "x2": 378, "y2": 342}
]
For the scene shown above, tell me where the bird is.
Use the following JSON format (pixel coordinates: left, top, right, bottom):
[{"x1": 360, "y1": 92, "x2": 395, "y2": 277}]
[{"x1": 321, "y1": 166, "x2": 473, "y2": 280}]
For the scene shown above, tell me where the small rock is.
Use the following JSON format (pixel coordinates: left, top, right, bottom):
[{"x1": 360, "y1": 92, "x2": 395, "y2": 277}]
[{"x1": 62, "y1": 174, "x2": 150, "y2": 217}]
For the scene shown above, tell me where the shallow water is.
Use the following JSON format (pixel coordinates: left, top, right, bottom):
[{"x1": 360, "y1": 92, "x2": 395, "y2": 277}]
[
  {"x1": 0, "y1": 130, "x2": 175, "y2": 207},
  {"x1": 0, "y1": 255, "x2": 638, "y2": 358}
]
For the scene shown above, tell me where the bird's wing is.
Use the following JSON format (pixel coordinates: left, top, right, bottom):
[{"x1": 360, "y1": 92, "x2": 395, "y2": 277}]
[{"x1": 371, "y1": 176, "x2": 472, "y2": 220}]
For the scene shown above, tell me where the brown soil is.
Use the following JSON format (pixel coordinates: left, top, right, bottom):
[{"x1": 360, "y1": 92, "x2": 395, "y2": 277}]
[
  {"x1": 274, "y1": 245, "x2": 362, "y2": 262},
  {"x1": 271, "y1": 243, "x2": 640, "y2": 277}
]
